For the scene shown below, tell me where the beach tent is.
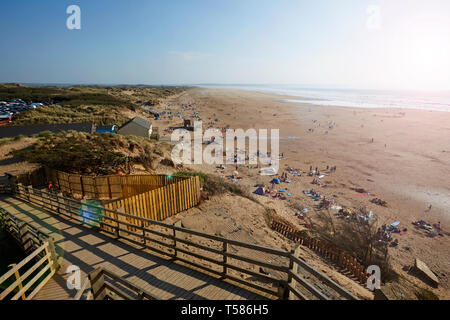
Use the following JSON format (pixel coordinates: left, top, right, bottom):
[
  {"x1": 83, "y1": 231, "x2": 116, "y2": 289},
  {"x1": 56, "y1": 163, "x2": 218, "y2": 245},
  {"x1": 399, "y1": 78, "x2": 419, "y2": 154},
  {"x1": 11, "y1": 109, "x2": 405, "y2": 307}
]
[
  {"x1": 270, "y1": 178, "x2": 281, "y2": 185},
  {"x1": 254, "y1": 187, "x2": 265, "y2": 195}
]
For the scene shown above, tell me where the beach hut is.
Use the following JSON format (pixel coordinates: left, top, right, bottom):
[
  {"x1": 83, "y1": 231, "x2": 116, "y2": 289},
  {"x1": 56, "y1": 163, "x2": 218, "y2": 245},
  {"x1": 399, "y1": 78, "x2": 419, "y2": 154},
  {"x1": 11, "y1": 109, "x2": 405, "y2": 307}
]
[{"x1": 117, "y1": 117, "x2": 152, "y2": 138}]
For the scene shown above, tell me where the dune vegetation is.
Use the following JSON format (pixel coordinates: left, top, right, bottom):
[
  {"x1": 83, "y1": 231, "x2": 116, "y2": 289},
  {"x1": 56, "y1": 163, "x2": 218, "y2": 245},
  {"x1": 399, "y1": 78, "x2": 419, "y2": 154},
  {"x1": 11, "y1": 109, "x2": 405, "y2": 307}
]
[{"x1": 11, "y1": 131, "x2": 172, "y2": 175}]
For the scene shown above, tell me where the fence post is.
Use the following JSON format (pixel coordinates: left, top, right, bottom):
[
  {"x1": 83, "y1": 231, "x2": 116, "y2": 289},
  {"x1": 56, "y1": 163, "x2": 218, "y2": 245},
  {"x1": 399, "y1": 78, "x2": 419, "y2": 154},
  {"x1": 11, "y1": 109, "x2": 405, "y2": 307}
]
[
  {"x1": 89, "y1": 268, "x2": 106, "y2": 300},
  {"x1": 114, "y1": 210, "x2": 120, "y2": 239},
  {"x1": 277, "y1": 282, "x2": 287, "y2": 300},
  {"x1": 287, "y1": 245, "x2": 302, "y2": 300},
  {"x1": 8, "y1": 264, "x2": 26, "y2": 300},
  {"x1": 107, "y1": 176, "x2": 112, "y2": 199},
  {"x1": 55, "y1": 170, "x2": 61, "y2": 190},
  {"x1": 222, "y1": 241, "x2": 228, "y2": 277},
  {"x1": 57, "y1": 193, "x2": 66, "y2": 216},
  {"x1": 55, "y1": 193, "x2": 61, "y2": 214},
  {"x1": 287, "y1": 249, "x2": 295, "y2": 300},
  {"x1": 42, "y1": 235, "x2": 59, "y2": 271},
  {"x1": 21, "y1": 224, "x2": 34, "y2": 253},
  {"x1": 79, "y1": 175, "x2": 85, "y2": 199},
  {"x1": 25, "y1": 185, "x2": 32, "y2": 201},
  {"x1": 18, "y1": 222, "x2": 28, "y2": 248},
  {"x1": 16, "y1": 183, "x2": 23, "y2": 198},
  {"x1": 115, "y1": 208, "x2": 125, "y2": 239},
  {"x1": 173, "y1": 220, "x2": 182, "y2": 259}
]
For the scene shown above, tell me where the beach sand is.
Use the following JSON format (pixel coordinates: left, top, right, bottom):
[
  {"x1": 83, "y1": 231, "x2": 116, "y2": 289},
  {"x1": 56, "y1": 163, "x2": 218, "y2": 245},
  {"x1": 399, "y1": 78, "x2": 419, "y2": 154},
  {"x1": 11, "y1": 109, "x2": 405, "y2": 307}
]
[{"x1": 156, "y1": 87, "x2": 449, "y2": 298}]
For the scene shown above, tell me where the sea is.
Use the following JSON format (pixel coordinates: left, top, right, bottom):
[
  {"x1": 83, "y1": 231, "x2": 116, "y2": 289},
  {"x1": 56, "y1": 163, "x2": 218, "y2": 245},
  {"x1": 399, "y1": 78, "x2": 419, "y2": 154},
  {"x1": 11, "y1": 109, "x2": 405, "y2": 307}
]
[{"x1": 199, "y1": 84, "x2": 450, "y2": 113}]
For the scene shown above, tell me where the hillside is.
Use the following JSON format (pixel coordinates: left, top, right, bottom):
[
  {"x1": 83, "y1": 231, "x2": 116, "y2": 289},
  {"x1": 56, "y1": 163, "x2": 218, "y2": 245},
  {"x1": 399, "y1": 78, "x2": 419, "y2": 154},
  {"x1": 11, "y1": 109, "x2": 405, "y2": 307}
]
[
  {"x1": 10, "y1": 131, "x2": 174, "y2": 175},
  {"x1": 1, "y1": 84, "x2": 187, "y2": 126}
]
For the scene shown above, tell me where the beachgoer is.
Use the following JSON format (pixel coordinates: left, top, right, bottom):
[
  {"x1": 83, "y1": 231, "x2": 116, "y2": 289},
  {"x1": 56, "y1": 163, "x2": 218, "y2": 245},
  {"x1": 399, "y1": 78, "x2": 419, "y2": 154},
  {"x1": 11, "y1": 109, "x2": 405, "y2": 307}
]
[{"x1": 48, "y1": 182, "x2": 54, "y2": 193}]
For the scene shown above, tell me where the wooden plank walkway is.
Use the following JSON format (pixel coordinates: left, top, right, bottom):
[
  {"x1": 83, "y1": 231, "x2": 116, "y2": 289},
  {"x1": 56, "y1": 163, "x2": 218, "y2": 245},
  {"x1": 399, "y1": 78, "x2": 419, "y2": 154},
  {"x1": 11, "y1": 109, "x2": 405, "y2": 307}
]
[{"x1": 0, "y1": 196, "x2": 265, "y2": 300}]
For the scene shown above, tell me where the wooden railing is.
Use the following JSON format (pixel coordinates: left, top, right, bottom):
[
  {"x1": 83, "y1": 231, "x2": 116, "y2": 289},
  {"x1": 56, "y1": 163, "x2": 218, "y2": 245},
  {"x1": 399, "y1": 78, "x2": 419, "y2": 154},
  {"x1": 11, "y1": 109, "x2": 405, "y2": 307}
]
[
  {"x1": 7, "y1": 167, "x2": 47, "y2": 188},
  {"x1": 270, "y1": 213, "x2": 369, "y2": 284},
  {"x1": 287, "y1": 246, "x2": 358, "y2": 300},
  {"x1": 0, "y1": 184, "x2": 13, "y2": 195},
  {"x1": 81, "y1": 268, "x2": 162, "y2": 300},
  {"x1": 12, "y1": 184, "x2": 360, "y2": 300},
  {"x1": 0, "y1": 207, "x2": 59, "y2": 300}
]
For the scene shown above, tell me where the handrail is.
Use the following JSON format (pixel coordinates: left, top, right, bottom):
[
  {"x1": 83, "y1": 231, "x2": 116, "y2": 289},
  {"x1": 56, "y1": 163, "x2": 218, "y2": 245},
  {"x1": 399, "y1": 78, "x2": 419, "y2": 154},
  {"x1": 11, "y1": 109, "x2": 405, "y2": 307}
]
[
  {"x1": 13, "y1": 183, "x2": 359, "y2": 300},
  {"x1": 0, "y1": 243, "x2": 48, "y2": 285},
  {"x1": 290, "y1": 254, "x2": 358, "y2": 300},
  {"x1": 0, "y1": 207, "x2": 51, "y2": 253},
  {"x1": 0, "y1": 242, "x2": 56, "y2": 300},
  {"x1": 84, "y1": 268, "x2": 161, "y2": 300},
  {"x1": 0, "y1": 206, "x2": 59, "y2": 300}
]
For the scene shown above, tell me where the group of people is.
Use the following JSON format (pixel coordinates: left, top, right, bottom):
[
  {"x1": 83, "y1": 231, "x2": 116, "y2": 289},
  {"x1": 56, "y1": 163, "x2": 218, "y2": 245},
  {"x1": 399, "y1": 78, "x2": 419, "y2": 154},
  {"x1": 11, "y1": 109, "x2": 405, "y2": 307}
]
[
  {"x1": 370, "y1": 198, "x2": 388, "y2": 207},
  {"x1": 308, "y1": 166, "x2": 321, "y2": 176},
  {"x1": 311, "y1": 178, "x2": 325, "y2": 187},
  {"x1": 318, "y1": 197, "x2": 336, "y2": 210},
  {"x1": 308, "y1": 165, "x2": 337, "y2": 177},
  {"x1": 280, "y1": 171, "x2": 289, "y2": 182},
  {"x1": 304, "y1": 189, "x2": 322, "y2": 200},
  {"x1": 412, "y1": 219, "x2": 443, "y2": 237}
]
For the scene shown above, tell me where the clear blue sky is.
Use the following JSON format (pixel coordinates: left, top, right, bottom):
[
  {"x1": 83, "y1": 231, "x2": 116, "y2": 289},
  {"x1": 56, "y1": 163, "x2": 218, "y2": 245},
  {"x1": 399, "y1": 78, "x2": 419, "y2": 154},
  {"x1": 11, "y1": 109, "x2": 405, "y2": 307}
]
[{"x1": 1, "y1": 0, "x2": 449, "y2": 90}]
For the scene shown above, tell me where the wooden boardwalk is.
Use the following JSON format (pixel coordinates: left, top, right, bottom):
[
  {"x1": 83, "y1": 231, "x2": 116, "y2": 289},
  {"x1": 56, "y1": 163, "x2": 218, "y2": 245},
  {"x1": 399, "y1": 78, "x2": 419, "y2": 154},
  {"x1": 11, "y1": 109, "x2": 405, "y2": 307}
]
[{"x1": 0, "y1": 196, "x2": 265, "y2": 300}]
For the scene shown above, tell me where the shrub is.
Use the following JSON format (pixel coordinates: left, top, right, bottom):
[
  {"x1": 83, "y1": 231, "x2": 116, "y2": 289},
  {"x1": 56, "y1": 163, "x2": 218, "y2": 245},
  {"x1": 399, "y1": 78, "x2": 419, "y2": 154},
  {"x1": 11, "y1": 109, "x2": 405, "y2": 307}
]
[
  {"x1": 38, "y1": 131, "x2": 53, "y2": 138},
  {"x1": 11, "y1": 131, "x2": 161, "y2": 175},
  {"x1": 0, "y1": 138, "x2": 13, "y2": 146},
  {"x1": 173, "y1": 171, "x2": 252, "y2": 200},
  {"x1": 13, "y1": 134, "x2": 26, "y2": 141},
  {"x1": 310, "y1": 208, "x2": 397, "y2": 282}
]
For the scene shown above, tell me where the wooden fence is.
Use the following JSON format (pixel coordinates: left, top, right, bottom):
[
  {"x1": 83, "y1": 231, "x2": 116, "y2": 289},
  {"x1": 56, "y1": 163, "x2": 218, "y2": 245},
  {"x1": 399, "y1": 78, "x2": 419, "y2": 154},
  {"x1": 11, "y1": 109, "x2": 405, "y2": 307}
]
[
  {"x1": 78, "y1": 268, "x2": 162, "y2": 300},
  {"x1": 14, "y1": 184, "x2": 359, "y2": 300},
  {"x1": 7, "y1": 167, "x2": 47, "y2": 187},
  {"x1": 0, "y1": 207, "x2": 59, "y2": 300},
  {"x1": 103, "y1": 176, "x2": 201, "y2": 229},
  {"x1": 45, "y1": 168, "x2": 188, "y2": 199},
  {"x1": 269, "y1": 212, "x2": 368, "y2": 284},
  {"x1": 0, "y1": 184, "x2": 13, "y2": 195}
]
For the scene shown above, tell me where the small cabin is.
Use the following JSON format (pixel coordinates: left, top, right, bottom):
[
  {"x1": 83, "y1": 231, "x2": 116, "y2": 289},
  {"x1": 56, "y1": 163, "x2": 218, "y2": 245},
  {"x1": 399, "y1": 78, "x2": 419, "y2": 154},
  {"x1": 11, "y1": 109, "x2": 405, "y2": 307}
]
[{"x1": 117, "y1": 117, "x2": 152, "y2": 138}]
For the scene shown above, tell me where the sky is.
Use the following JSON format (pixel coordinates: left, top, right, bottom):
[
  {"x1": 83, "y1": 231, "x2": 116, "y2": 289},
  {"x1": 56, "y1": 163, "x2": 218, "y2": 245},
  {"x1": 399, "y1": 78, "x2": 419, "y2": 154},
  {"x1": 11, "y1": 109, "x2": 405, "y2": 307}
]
[{"x1": 0, "y1": 0, "x2": 449, "y2": 91}]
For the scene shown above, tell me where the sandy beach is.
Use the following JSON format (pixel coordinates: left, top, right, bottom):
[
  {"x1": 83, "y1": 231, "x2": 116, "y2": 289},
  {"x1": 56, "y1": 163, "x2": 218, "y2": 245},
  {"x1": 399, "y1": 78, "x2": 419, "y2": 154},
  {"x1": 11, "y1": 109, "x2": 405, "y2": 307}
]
[{"x1": 155, "y1": 87, "x2": 450, "y2": 298}]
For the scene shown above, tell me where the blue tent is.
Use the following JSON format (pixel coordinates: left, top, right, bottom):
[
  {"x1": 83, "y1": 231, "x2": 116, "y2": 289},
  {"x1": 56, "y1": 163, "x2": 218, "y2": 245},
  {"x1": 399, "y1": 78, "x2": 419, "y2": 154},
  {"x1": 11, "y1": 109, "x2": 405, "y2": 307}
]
[
  {"x1": 253, "y1": 187, "x2": 265, "y2": 196},
  {"x1": 270, "y1": 178, "x2": 281, "y2": 185}
]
